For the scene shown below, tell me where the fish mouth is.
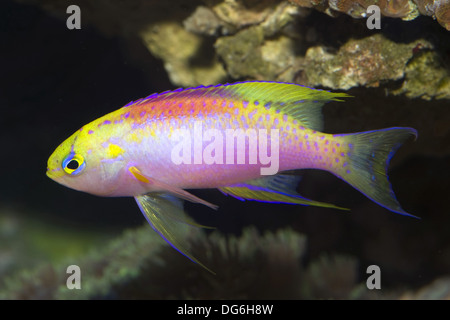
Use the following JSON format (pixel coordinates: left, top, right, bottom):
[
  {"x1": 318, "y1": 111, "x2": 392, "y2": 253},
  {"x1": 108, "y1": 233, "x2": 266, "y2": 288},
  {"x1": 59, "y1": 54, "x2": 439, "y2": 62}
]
[
  {"x1": 46, "y1": 168, "x2": 55, "y2": 179},
  {"x1": 46, "y1": 167, "x2": 64, "y2": 180}
]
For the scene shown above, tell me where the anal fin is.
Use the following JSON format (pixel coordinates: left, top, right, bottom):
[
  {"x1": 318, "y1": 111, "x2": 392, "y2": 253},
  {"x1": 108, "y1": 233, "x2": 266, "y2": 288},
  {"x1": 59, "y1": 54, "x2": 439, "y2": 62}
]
[{"x1": 219, "y1": 175, "x2": 348, "y2": 210}]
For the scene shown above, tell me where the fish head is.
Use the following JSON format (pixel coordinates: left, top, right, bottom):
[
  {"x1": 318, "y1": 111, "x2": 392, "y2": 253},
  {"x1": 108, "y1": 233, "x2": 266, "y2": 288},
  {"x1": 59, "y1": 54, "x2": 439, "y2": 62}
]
[{"x1": 46, "y1": 126, "x2": 127, "y2": 196}]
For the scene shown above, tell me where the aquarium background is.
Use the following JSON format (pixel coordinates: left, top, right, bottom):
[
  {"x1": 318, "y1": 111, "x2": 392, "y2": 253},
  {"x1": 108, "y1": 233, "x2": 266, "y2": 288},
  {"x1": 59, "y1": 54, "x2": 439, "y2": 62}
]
[{"x1": 1, "y1": 0, "x2": 449, "y2": 299}]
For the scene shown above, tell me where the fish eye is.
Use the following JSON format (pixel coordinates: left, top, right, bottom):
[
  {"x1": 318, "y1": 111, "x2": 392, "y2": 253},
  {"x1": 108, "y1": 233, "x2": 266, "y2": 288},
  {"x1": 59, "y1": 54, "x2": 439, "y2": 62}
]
[
  {"x1": 62, "y1": 152, "x2": 86, "y2": 176},
  {"x1": 67, "y1": 159, "x2": 79, "y2": 170}
]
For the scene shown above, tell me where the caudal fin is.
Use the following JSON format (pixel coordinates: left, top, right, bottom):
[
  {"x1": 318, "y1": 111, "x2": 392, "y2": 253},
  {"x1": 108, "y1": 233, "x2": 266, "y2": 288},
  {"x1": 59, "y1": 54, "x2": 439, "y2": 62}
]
[{"x1": 335, "y1": 127, "x2": 417, "y2": 217}]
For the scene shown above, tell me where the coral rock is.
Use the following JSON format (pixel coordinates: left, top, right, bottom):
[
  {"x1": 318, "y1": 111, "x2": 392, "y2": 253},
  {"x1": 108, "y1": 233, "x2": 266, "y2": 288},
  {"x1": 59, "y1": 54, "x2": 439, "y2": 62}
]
[
  {"x1": 435, "y1": 0, "x2": 450, "y2": 30},
  {"x1": 303, "y1": 34, "x2": 432, "y2": 90},
  {"x1": 392, "y1": 51, "x2": 450, "y2": 100},
  {"x1": 289, "y1": 0, "x2": 449, "y2": 29},
  {"x1": 209, "y1": 0, "x2": 279, "y2": 29},
  {"x1": 140, "y1": 22, "x2": 227, "y2": 87},
  {"x1": 215, "y1": 26, "x2": 298, "y2": 80},
  {"x1": 183, "y1": 6, "x2": 227, "y2": 36}
]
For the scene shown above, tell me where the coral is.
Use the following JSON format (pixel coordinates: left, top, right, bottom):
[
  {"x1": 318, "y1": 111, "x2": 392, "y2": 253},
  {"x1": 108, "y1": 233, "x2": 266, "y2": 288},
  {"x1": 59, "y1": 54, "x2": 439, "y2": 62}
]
[
  {"x1": 1, "y1": 225, "x2": 170, "y2": 299},
  {"x1": 0, "y1": 224, "x2": 369, "y2": 300},
  {"x1": 392, "y1": 51, "x2": 450, "y2": 99},
  {"x1": 209, "y1": 1, "x2": 302, "y2": 81},
  {"x1": 288, "y1": 0, "x2": 450, "y2": 30},
  {"x1": 24, "y1": 0, "x2": 450, "y2": 30},
  {"x1": 303, "y1": 34, "x2": 433, "y2": 89},
  {"x1": 415, "y1": 0, "x2": 450, "y2": 30},
  {"x1": 383, "y1": 0, "x2": 419, "y2": 19},
  {"x1": 215, "y1": 26, "x2": 300, "y2": 81},
  {"x1": 327, "y1": 0, "x2": 419, "y2": 20},
  {"x1": 435, "y1": 1, "x2": 450, "y2": 30},
  {"x1": 301, "y1": 254, "x2": 361, "y2": 299},
  {"x1": 4, "y1": 221, "x2": 448, "y2": 299},
  {"x1": 399, "y1": 277, "x2": 450, "y2": 299},
  {"x1": 207, "y1": 0, "x2": 281, "y2": 30},
  {"x1": 183, "y1": 6, "x2": 229, "y2": 36},
  {"x1": 6, "y1": 0, "x2": 450, "y2": 300},
  {"x1": 142, "y1": 1, "x2": 301, "y2": 86},
  {"x1": 139, "y1": 21, "x2": 227, "y2": 87},
  {"x1": 14, "y1": 0, "x2": 450, "y2": 99},
  {"x1": 0, "y1": 206, "x2": 113, "y2": 288}
]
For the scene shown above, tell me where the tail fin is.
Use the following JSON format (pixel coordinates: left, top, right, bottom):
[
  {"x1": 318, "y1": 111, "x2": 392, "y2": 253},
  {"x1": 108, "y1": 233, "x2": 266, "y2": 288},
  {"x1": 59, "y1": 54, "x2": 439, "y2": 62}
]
[{"x1": 335, "y1": 127, "x2": 417, "y2": 217}]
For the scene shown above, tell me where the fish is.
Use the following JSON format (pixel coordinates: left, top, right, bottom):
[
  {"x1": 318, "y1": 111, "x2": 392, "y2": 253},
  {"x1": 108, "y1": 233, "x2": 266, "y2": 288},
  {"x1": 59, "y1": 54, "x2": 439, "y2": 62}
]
[{"x1": 46, "y1": 81, "x2": 417, "y2": 273}]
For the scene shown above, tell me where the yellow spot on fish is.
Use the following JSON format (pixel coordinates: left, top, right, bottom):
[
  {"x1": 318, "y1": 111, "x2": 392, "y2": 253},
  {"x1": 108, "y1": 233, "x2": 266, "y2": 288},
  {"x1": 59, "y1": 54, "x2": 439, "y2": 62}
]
[
  {"x1": 107, "y1": 144, "x2": 125, "y2": 159},
  {"x1": 127, "y1": 132, "x2": 143, "y2": 144},
  {"x1": 129, "y1": 166, "x2": 150, "y2": 183}
]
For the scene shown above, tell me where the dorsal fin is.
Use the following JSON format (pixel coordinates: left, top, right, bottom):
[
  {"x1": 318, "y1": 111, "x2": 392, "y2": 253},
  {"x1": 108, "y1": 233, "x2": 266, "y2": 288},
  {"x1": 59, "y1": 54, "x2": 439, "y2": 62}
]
[
  {"x1": 229, "y1": 81, "x2": 350, "y2": 131},
  {"x1": 125, "y1": 81, "x2": 350, "y2": 131}
]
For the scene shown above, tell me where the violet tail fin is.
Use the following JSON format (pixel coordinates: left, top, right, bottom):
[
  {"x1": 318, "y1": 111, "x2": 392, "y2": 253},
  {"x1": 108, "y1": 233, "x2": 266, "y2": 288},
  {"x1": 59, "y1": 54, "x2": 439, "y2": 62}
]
[{"x1": 335, "y1": 127, "x2": 418, "y2": 217}]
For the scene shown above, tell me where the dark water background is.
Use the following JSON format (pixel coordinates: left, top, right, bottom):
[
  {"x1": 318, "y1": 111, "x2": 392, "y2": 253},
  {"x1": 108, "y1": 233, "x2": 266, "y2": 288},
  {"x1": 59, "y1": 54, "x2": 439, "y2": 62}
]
[{"x1": 1, "y1": 0, "x2": 449, "y2": 298}]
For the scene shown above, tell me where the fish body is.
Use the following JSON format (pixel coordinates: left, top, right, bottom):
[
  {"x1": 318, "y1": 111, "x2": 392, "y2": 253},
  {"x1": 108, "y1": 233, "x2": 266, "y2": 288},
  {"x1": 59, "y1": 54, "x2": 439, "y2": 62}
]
[{"x1": 47, "y1": 81, "x2": 417, "y2": 272}]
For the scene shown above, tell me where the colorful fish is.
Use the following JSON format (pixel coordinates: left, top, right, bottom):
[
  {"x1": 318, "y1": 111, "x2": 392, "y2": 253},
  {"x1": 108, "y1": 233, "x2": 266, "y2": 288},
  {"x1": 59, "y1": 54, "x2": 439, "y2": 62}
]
[{"x1": 46, "y1": 81, "x2": 417, "y2": 273}]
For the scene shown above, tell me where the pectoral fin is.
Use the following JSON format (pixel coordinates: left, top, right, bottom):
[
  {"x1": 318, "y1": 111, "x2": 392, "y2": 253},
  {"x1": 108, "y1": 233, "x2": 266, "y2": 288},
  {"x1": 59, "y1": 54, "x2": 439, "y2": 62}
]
[
  {"x1": 219, "y1": 174, "x2": 348, "y2": 210},
  {"x1": 129, "y1": 166, "x2": 218, "y2": 210},
  {"x1": 135, "y1": 193, "x2": 215, "y2": 274}
]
